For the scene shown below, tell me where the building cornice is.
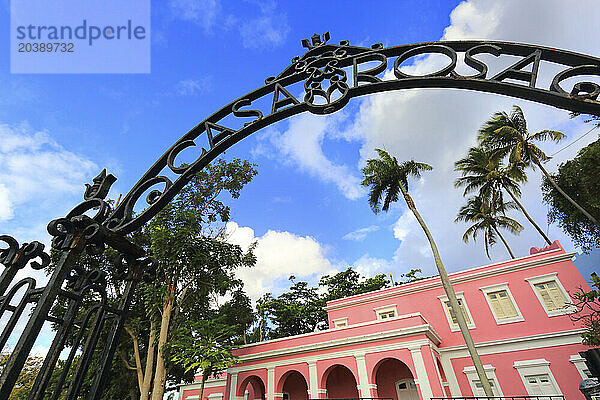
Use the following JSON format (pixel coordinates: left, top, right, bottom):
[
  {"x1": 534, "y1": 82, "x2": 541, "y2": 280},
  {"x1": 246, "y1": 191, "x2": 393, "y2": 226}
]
[
  {"x1": 325, "y1": 250, "x2": 574, "y2": 312},
  {"x1": 236, "y1": 324, "x2": 441, "y2": 363},
  {"x1": 237, "y1": 312, "x2": 428, "y2": 349},
  {"x1": 439, "y1": 328, "x2": 584, "y2": 356}
]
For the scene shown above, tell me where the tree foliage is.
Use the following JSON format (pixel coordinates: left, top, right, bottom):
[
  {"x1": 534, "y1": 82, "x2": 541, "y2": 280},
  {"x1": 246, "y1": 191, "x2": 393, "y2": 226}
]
[
  {"x1": 571, "y1": 273, "x2": 600, "y2": 346},
  {"x1": 542, "y1": 138, "x2": 600, "y2": 253},
  {"x1": 257, "y1": 267, "x2": 424, "y2": 340},
  {"x1": 39, "y1": 158, "x2": 258, "y2": 400},
  {"x1": 361, "y1": 149, "x2": 432, "y2": 214},
  {"x1": 455, "y1": 194, "x2": 523, "y2": 259},
  {"x1": 0, "y1": 354, "x2": 44, "y2": 400}
]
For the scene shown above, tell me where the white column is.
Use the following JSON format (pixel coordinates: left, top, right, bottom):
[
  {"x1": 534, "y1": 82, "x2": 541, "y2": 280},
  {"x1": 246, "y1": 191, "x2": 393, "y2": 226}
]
[
  {"x1": 308, "y1": 361, "x2": 319, "y2": 399},
  {"x1": 355, "y1": 354, "x2": 371, "y2": 398},
  {"x1": 409, "y1": 345, "x2": 434, "y2": 400},
  {"x1": 229, "y1": 372, "x2": 239, "y2": 400},
  {"x1": 267, "y1": 366, "x2": 275, "y2": 400}
]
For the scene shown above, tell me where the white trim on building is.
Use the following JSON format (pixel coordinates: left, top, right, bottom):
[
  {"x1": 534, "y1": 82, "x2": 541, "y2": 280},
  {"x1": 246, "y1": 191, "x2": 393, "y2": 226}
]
[{"x1": 479, "y1": 282, "x2": 524, "y2": 324}]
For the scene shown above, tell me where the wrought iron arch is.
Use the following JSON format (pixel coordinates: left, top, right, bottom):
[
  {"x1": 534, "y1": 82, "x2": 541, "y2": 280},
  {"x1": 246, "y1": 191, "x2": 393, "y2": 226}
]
[
  {"x1": 106, "y1": 34, "x2": 600, "y2": 235},
  {"x1": 1, "y1": 33, "x2": 600, "y2": 399}
]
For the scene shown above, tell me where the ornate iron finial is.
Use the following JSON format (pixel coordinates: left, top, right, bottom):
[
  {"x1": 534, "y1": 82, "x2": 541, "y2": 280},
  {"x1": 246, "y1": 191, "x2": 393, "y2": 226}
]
[
  {"x1": 84, "y1": 169, "x2": 116, "y2": 201},
  {"x1": 301, "y1": 32, "x2": 330, "y2": 50}
]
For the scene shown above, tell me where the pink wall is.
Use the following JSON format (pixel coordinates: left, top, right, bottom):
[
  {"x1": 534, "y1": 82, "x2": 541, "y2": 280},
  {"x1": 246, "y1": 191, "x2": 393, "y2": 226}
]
[
  {"x1": 324, "y1": 365, "x2": 359, "y2": 399},
  {"x1": 276, "y1": 363, "x2": 310, "y2": 393},
  {"x1": 450, "y1": 343, "x2": 586, "y2": 400},
  {"x1": 318, "y1": 356, "x2": 360, "y2": 388},
  {"x1": 182, "y1": 383, "x2": 227, "y2": 400},
  {"x1": 183, "y1": 242, "x2": 592, "y2": 400},
  {"x1": 237, "y1": 373, "x2": 266, "y2": 399},
  {"x1": 325, "y1": 245, "x2": 588, "y2": 347},
  {"x1": 366, "y1": 349, "x2": 416, "y2": 383},
  {"x1": 421, "y1": 345, "x2": 445, "y2": 397}
]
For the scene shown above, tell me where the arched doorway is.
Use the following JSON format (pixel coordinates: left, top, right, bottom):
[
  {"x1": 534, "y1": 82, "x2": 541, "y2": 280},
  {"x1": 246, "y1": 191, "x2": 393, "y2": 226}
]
[
  {"x1": 322, "y1": 365, "x2": 359, "y2": 399},
  {"x1": 279, "y1": 370, "x2": 309, "y2": 400},
  {"x1": 238, "y1": 375, "x2": 266, "y2": 400},
  {"x1": 373, "y1": 358, "x2": 417, "y2": 400}
]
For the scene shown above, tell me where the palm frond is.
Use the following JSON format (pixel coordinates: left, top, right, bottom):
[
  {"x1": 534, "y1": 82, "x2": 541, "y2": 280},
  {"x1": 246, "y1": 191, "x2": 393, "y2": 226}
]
[{"x1": 531, "y1": 130, "x2": 565, "y2": 143}]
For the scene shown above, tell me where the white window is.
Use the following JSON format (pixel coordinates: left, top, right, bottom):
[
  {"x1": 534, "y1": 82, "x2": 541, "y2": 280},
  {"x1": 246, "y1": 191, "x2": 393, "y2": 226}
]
[
  {"x1": 480, "y1": 283, "x2": 524, "y2": 324},
  {"x1": 373, "y1": 305, "x2": 398, "y2": 320},
  {"x1": 332, "y1": 317, "x2": 348, "y2": 328},
  {"x1": 525, "y1": 273, "x2": 574, "y2": 317},
  {"x1": 514, "y1": 359, "x2": 562, "y2": 397},
  {"x1": 570, "y1": 354, "x2": 595, "y2": 380},
  {"x1": 463, "y1": 365, "x2": 503, "y2": 397},
  {"x1": 395, "y1": 379, "x2": 419, "y2": 400},
  {"x1": 524, "y1": 374, "x2": 559, "y2": 396},
  {"x1": 472, "y1": 380, "x2": 499, "y2": 397},
  {"x1": 438, "y1": 292, "x2": 476, "y2": 332}
]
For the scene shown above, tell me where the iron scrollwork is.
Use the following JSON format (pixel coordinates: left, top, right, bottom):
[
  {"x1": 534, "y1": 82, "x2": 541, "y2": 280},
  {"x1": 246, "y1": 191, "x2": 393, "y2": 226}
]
[{"x1": 0, "y1": 169, "x2": 156, "y2": 399}]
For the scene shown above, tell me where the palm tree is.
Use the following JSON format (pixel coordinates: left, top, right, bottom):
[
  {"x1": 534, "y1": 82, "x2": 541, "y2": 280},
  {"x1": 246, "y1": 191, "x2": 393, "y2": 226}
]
[
  {"x1": 361, "y1": 149, "x2": 494, "y2": 397},
  {"x1": 455, "y1": 194, "x2": 523, "y2": 259},
  {"x1": 455, "y1": 146, "x2": 552, "y2": 245},
  {"x1": 479, "y1": 105, "x2": 599, "y2": 227}
]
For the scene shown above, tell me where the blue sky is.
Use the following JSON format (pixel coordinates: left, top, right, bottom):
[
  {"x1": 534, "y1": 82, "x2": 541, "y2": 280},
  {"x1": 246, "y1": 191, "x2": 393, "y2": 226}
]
[{"x1": 1, "y1": 0, "x2": 599, "y2": 302}]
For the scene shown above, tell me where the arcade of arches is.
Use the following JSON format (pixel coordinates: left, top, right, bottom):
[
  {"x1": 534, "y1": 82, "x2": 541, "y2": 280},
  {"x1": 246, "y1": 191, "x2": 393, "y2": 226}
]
[{"x1": 232, "y1": 356, "x2": 423, "y2": 400}]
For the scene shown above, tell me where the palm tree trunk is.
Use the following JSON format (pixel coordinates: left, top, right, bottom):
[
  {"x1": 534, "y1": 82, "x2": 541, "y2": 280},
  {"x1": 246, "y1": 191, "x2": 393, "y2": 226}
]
[
  {"x1": 535, "y1": 158, "x2": 600, "y2": 227},
  {"x1": 199, "y1": 373, "x2": 206, "y2": 400},
  {"x1": 502, "y1": 184, "x2": 552, "y2": 245},
  {"x1": 400, "y1": 188, "x2": 494, "y2": 397},
  {"x1": 493, "y1": 226, "x2": 515, "y2": 259}
]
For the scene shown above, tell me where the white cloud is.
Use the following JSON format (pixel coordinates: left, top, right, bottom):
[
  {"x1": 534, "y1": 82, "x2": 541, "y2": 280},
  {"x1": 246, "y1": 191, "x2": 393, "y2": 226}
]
[
  {"x1": 176, "y1": 78, "x2": 213, "y2": 96},
  {"x1": 261, "y1": 113, "x2": 365, "y2": 200},
  {"x1": 352, "y1": 254, "x2": 392, "y2": 278},
  {"x1": 255, "y1": 0, "x2": 600, "y2": 277},
  {"x1": 0, "y1": 184, "x2": 13, "y2": 221},
  {"x1": 169, "y1": 0, "x2": 220, "y2": 32},
  {"x1": 169, "y1": 0, "x2": 289, "y2": 50},
  {"x1": 343, "y1": 225, "x2": 379, "y2": 241},
  {"x1": 239, "y1": 13, "x2": 289, "y2": 50},
  {"x1": 225, "y1": 221, "x2": 337, "y2": 300},
  {"x1": 0, "y1": 123, "x2": 97, "y2": 239},
  {"x1": 343, "y1": 0, "x2": 600, "y2": 276}
]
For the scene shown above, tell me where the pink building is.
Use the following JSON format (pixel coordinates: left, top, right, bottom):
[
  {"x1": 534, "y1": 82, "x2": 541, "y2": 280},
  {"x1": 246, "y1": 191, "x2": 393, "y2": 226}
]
[{"x1": 179, "y1": 241, "x2": 592, "y2": 400}]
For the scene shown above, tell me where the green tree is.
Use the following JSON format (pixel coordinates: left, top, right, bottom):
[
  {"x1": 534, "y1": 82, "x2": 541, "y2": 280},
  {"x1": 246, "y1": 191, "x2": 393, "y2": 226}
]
[
  {"x1": 479, "y1": 105, "x2": 599, "y2": 227},
  {"x1": 139, "y1": 158, "x2": 257, "y2": 400},
  {"x1": 259, "y1": 276, "x2": 325, "y2": 339},
  {"x1": 455, "y1": 194, "x2": 523, "y2": 259},
  {"x1": 258, "y1": 268, "x2": 390, "y2": 340},
  {"x1": 0, "y1": 354, "x2": 44, "y2": 399},
  {"x1": 43, "y1": 158, "x2": 258, "y2": 400},
  {"x1": 319, "y1": 268, "x2": 390, "y2": 302},
  {"x1": 542, "y1": 138, "x2": 600, "y2": 253},
  {"x1": 167, "y1": 320, "x2": 239, "y2": 400},
  {"x1": 454, "y1": 146, "x2": 552, "y2": 245},
  {"x1": 361, "y1": 148, "x2": 493, "y2": 397},
  {"x1": 571, "y1": 273, "x2": 600, "y2": 346}
]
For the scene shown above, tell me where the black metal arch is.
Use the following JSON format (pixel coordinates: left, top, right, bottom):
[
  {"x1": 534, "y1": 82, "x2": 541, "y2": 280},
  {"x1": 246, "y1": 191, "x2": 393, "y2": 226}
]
[{"x1": 104, "y1": 35, "x2": 600, "y2": 235}]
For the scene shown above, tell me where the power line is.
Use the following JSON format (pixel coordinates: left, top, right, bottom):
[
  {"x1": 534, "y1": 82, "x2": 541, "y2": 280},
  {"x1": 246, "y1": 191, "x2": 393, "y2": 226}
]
[{"x1": 550, "y1": 125, "x2": 598, "y2": 157}]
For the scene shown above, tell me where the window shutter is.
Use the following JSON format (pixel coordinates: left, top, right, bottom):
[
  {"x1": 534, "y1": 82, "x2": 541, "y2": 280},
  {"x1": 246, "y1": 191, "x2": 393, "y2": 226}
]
[
  {"x1": 446, "y1": 299, "x2": 470, "y2": 325},
  {"x1": 498, "y1": 291, "x2": 517, "y2": 318},
  {"x1": 547, "y1": 282, "x2": 566, "y2": 310},
  {"x1": 535, "y1": 283, "x2": 556, "y2": 310},
  {"x1": 488, "y1": 293, "x2": 506, "y2": 319}
]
